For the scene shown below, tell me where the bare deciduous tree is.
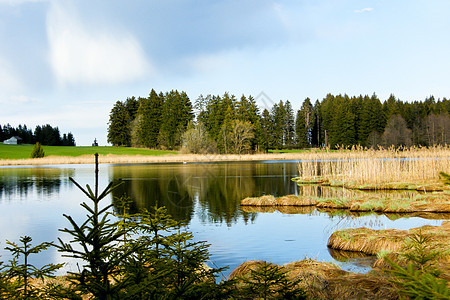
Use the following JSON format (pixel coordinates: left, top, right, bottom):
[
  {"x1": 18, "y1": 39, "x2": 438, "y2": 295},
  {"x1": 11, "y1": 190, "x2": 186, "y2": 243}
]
[
  {"x1": 382, "y1": 114, "x2": 412, "y2": 148},
  {"x1": 424, "y1": 113, "x2": 449, "y2": 146},
  {"x1": 228, "y1": 120, "x2": 254, "y2": 154}
]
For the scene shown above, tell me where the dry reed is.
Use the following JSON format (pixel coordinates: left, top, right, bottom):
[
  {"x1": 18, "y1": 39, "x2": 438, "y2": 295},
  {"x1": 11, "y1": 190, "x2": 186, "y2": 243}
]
[{"x1": 296, "y1": 145, "x2": 450, "y2": 188}]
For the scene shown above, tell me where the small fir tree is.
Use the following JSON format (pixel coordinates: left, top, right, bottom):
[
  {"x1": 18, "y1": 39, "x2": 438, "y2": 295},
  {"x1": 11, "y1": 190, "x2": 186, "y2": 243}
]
[
  {"x1": 57, "y1": 153, "x2": 137, "y2": 299},
  {"x1": 3, "y1": 236, "x2": 63, "y2": 299},
  {"x1": 237, "y1": 261, "x2": 306, "y2": 300},
  {"x1": 30, "y1": 142, "x2": 45, "y2": 158},
  {"x1": 383, "y1": 232, "x2": 449, "y2": 299}
]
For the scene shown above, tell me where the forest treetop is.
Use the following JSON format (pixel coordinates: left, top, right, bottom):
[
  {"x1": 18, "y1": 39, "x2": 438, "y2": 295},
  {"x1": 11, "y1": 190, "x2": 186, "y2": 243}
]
[
  {"x1": 0, "y1": 124, "x2": 75, "y2": 146},
  {"x1": 107, "y1": 90, "x2": 449, "y2": 153}
]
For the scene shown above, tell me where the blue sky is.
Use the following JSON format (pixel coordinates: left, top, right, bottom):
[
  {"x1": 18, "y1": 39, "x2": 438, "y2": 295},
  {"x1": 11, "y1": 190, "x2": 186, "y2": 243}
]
[{"x1": 0, "y1": 0, "x2": 449, "y2": 146}]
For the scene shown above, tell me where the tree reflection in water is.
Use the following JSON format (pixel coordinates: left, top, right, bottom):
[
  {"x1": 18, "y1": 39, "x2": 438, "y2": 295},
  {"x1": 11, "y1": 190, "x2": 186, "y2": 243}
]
[
  {"x1": 0, "y1": 167, "x2": 74, "y2": 200},
  {"x1": 110, "y1": 162, "x2": 300, "y2": 225}
]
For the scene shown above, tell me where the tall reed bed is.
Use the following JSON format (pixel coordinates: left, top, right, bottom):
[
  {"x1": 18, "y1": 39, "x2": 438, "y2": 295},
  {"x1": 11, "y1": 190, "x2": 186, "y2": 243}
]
[{"x1": 297, "y1": 145, "x2": 450, "y2": 185}]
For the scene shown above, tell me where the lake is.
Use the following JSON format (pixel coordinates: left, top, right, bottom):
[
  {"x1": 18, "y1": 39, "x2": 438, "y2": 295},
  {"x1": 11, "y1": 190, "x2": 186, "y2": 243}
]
[{"x1": 0, "y1": 161, "x2": 445, "y2": 277}]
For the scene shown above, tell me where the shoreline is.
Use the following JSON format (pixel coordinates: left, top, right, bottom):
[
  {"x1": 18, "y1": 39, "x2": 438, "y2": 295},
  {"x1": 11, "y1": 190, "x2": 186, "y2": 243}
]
[
  {"x1": 0, "y1": 146, "x2": 448, "y2": 166},
  {"x1": 0, "y1": 153, "x2": 311, "y2": 166}
]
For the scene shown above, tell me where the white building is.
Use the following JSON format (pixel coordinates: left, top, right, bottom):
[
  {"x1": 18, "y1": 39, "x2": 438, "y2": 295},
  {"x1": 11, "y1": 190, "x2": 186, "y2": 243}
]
[{"x1": 3, "y1": 136, "x2": 23, "y2": 145}]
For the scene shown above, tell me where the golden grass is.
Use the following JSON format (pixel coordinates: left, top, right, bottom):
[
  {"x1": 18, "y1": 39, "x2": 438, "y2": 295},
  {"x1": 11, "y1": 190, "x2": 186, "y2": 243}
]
[
  {"x1": 229, "y1": 259, "x2": 397, "y2": 299},
  {"x1": 276, "y1": 194, "x2": 319, "y2": 206},
  {"x1": 295, "y1": 145, "x2": 450, "y2": 188},
  {"x1": 240, "y1": 205, "x2": 316, "y2": 215},
  {"x1": 327, "y1": 221, "x2": 450, "y2": 256},
  {"x1": 240, "y1": 195, "x2": 277, "y2": 206},
  {"x1": 240, "y1": 194, "x2": 319, "y2": 207},
  {"x1": 241, "y1": 192, "x2": 450, "y2": 213}
]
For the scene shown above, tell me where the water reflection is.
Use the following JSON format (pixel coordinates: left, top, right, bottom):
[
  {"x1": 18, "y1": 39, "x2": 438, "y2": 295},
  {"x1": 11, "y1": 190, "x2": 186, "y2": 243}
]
[
  {"x1": 297, "y1": 184, "x2": 419, "y2": 200},
  {"x1": 0, "y1": 167, "x2": 74, "y2": 200},
  {"x1": 110, "y1": 162, "x2": 298, "y2": 225}
]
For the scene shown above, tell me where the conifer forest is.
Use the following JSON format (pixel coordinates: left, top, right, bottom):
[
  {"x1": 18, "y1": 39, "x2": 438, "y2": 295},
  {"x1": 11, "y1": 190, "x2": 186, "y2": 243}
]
[{"x1": 107, "y1": 90, "x2": 449, "y2": 153}]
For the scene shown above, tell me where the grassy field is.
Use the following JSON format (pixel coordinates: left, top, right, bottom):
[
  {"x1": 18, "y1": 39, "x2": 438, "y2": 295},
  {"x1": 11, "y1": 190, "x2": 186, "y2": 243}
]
[{"x1": 0, "y1": 143, "x2": 177, "y2": 160}]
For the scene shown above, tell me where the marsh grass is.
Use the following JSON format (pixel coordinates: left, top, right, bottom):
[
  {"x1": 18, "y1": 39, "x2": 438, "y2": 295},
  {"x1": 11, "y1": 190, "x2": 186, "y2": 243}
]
[
  {"x1": 295, "y1": 145, "x2": 450, "y2": 188},
  {"x1": 241, "y1": 192, "x2": 450, "y2": 213},
  {"x1": 327, "y1": 221, "x2": 450, "y2": 257},
  {"x1": 229, "y1": 259, "x2": 397, "y2": 299}
]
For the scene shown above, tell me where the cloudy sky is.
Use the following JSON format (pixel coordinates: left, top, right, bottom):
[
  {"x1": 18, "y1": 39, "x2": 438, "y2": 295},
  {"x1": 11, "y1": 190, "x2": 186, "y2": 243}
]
[{"x1": 0, "y1": 0, "x2": 449, "y2": 145}]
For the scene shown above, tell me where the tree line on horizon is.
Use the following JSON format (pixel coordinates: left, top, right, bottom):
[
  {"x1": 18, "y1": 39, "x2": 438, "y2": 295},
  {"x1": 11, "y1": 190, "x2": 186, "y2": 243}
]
[
  {"x1": 107, "y1": 90, "x2": 449, "y2": 153},
  {"x1": 0, "y1": 124, "x2": 76, "y2": 146}
]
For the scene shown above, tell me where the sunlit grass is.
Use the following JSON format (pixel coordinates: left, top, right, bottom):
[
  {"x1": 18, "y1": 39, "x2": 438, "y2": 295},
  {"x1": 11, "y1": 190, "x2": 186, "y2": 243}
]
[{"x1": 0, "y1": 143, "x2": 177, "y2": 160}]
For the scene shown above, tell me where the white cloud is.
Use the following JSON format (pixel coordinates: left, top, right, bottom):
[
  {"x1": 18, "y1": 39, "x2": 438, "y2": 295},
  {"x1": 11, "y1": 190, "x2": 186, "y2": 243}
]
[
  {"x1": 0, "y1": 58, "x2": 21, "y2": 92},
  {"x1": 46, "y1": 2, "x2": 151, "y2": 86},
  {"x1": 354, "y1": 7, "x2": 373, "y2": 13},
  {"x1": 0, "y1": 57, "x2": 33, "y2": 105},
  {"x1": 0, "y1": 0, "x2": 47, "y2": 5},
  {"x1": 0, "y1": 94, "x2": 38, "y2": 104}
]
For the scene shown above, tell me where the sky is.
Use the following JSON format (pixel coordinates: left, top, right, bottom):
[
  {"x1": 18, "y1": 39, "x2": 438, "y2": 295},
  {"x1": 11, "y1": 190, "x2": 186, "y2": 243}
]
[{"x1": 0, "y1": 0, "x2": 449, "y2": 146}]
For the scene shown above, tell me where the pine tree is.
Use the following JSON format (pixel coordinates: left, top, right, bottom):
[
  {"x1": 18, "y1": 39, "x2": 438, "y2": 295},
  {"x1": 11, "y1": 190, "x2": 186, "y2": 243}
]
[
  {"x1": 30, "y1": 142, "x2": 45, "y2": 158},
  {"x1": 158, "y1": 90, "x2": 194, "y2": 149},
  {"x1": 258, "y1": 109, "x2": 272, "y2": 152},
  {"x1": 296, "y1": 98, "x2": 314, "y2": 148},
  {"x1": 135, "y1": 90, "x2": 163, "y2": 148},
  {"x1": 284, "y1": 100, "x2": 295, "y2": 148},
  {"x1": 237, "y1": 262, "x2": 306, "y2": 299},
  {"x1": 310, "y1": 100, "x2": 322, "y2": 147},
  {"x1": 3, "y1": 236, "x2": 63, "y2": 299},
  {"x1": 295, "y1": 109, "x2": 308, "y2": 148},
  {"x1": 107, "y1": 101, "x2": 131, "y2": 146},
  {"x1": 57, "y1": 153, "x2": 137, "y2": 299}
]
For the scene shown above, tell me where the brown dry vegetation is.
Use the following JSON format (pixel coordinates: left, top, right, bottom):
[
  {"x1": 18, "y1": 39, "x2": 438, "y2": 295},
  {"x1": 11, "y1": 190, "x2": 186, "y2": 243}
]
[
  {"x1": 241, "y1": 195, "x2": 319, "y2": 207},
  {"x1": 328, "y1": 221, "x2": 450, "y2": 286},
  {"x1": 240, "y1": 205, "x2": 316, "y2": 215},
  {"x1": 241, "y1": 192, "x2": 450, "y2": 213},
  {"x1": 229, "y1": 259, "x2": 398, "y2": 299},
  {"x1": 295, "y1": 145, "x2": 450, "y2": 189},
  {"x1": 327, "y1": 221, "x2": 450, "y2": 257}
]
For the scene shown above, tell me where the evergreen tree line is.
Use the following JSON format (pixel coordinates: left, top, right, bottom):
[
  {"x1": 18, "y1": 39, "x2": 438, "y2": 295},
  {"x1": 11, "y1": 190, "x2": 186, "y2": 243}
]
[
  {"x1": 108, "y1": 91, "x2": 449, "y2": 152},
  {"x1": 0, "y1": 124, "x2": 75, "y2": 146},
  {"x1": 107, "y1": 89, "x2": 193, "y2": 149}
]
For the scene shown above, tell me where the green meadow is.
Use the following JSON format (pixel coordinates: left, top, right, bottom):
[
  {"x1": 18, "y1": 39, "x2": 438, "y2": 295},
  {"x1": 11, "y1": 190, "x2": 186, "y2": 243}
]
[{"x1": 0, "y1": 143, "x2": 177, "y2": 160}]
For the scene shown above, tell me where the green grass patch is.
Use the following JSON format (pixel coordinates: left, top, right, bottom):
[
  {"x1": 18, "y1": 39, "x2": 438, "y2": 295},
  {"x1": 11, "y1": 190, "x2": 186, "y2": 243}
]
[
  {"x1": 0, "y1": 143, "x2": 177, "y2": 160},
  {"x1": 357, "y1": 199, "x2": 386, "y2": 211},
  {"x1": 386, "y1": 200, "x2": 414, "y2": 211},
  {"x1": 318, "y1": 197, "x2": 351, "y2": 207}
]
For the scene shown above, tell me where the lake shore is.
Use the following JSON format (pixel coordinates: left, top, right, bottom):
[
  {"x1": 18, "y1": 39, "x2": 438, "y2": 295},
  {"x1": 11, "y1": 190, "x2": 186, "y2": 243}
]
[
  {"x1": 1, "y1": 145, "x2": 448, "y2": 166},
  {"x1": 0, "y1": 153, "x2": 312, "y2": 166}
]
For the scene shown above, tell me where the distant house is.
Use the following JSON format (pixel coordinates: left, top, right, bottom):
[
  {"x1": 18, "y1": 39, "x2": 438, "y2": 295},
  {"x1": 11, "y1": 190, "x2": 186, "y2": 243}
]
[{"x1": 3, "y1": 136, "x2": 23, "y2": 145}]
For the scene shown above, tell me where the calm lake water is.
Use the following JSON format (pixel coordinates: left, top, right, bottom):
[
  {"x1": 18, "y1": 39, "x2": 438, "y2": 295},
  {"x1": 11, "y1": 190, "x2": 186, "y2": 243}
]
[{"x1": 0, "y1": 161, "x2": 445, "y2": 277}]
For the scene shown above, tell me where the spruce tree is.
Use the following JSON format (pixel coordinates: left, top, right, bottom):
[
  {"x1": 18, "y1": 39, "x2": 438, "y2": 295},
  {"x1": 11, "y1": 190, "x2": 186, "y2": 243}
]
[
  {"x1": 57, "y1": 153, "x2": 137, "y2": 299},
  {"x1": 295, "y1": 109, "x2": 308, "y2": 148},
  {"x1": 135, "y1": 90, "x2": 164, "y2": 148},
  {"x1": 3, "y1": 236, "x2": 63, "y2": 299},
  {"x1": 107, "y1": 101, "x2": 131, "y2": 146},
  {"x1": 30, "y1": 142, "x2": 45, "y2": 158},
  {"x1": 284, "y1": 100, "x2": 295, "y2": 148}
]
